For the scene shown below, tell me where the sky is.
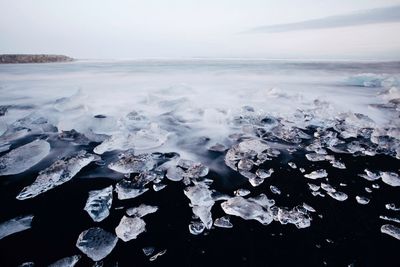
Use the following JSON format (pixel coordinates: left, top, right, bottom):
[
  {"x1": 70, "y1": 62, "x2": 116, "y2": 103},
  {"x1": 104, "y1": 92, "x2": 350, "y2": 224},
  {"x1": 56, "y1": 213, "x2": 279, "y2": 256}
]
[{"x1": 0, "y1": 0, "x2": 400, "y2": 60}]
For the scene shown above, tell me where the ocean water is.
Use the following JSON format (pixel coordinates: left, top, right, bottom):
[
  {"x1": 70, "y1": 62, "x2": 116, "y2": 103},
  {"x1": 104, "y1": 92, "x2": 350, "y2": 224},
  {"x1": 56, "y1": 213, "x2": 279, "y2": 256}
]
[{"x1": 0, "y1": 60, "x2": 399, "y2": 266}]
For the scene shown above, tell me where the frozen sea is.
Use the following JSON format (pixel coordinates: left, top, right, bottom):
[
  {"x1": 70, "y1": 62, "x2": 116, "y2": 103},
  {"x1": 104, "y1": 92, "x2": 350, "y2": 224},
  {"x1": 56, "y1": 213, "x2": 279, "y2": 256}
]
[{"x1": 0, "y1": 59, "x2": 399, "y2": 266}]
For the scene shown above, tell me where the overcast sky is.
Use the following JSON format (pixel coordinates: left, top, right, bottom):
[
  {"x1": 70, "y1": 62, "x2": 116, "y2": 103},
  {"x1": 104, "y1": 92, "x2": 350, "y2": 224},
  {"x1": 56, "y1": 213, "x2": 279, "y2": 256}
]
[{"x1": 1, "y1": 0, "x2": 400, "y2": 60}]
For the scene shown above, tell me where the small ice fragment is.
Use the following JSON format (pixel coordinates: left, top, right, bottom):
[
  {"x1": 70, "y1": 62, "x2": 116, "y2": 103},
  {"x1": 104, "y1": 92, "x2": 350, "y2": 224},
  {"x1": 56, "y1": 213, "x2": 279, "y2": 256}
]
[
  {"x1": 108, "y1": 151, "x2": 155, "y2": 174},
  {"x1": 17, "y1": 151, "x2": 99, "y2": 200},
  {"x1": 221, "y1": 196, "x2": 274, "y2": 225},
  {"x1": 153, "y1": 183, "x2": 166, "y2": 191},
  {"x1": 248, "y1": 175, "x2": 265, "y2": 187},
  {"x1": 274, "y1": 206, "x2": 312, "y2": 229},
  {"x1": 308, "y1": 183, "x2": 320, "y2": 191},
  {"x1": 270, "y1": 185, "x2": 281, "y2": 195},
  {"x1": 115, "y1": 216, "x2": 146, "y2": 242},
  {"x1": 365, "y1": 187, "x2": 372, "y2": 193},
  {"x1": 84, "y1": 186, "x2": 113, "y2": 222},
  {"x1": 0, "y1": 140, "x2": 50, "y2": 176},
  {"x1": 184, "y1": 183, "x2": 215, "y2": 229},
  {"x1": 208, "y1": 143, "x2": 227, "y2": 152},
  {"x1": 0, "y1": 215, "x2": 34, "y2": 240},
  {"x1": 114, "y1": 172, "x2": 155, "y2": 200},
  {"x1": 331, "y1": 160, "x2": 346, "y2": 169},
  {"x1": 358, "y1": 169, "x2": 380, "y2": 181},
  {"x1": 76, "y1": 227, "x2": 118, "y2": 261},
  {"x1": 327, "y1": 191, "x2": 348, "y2": 201},
  {"x1": 238, "y1": 159, "x2": 253, "y2": 171},
  {"x1": 188, "y1": 221, "x2": 205, "y2": 235},
  {"x1": 380, "y1": 172, "x2": 400, "y2": 187},
  {"x1": 304, "y1": 169, "x2": 328, "y2": 179},
  {"x1": 224, "y1": 139, "x2": 269, "y2": 171},
  {"x1": 381, "y1": 224, "x2": 400, "y2": 240},
  {"x1": 166, "y1": 166, "x2": 185, "y2": 181},
  {"x1": 299, "y1": 168, "x2": 305, "y2": 173},
  {"x1": 214, "y1": 216, "x2": 233, "y2": 228},
  {"x1": 355, "y1": 196, "x2": 370, "y2": 205},
  {"x1": 142, "y1": 246, "x2": 155, "y2": 256},
  {"x1": 321, "y1": 183, "x2": 336, "y2": 193},
  {"x1": 48, "y1": 255, "x2": 81, "y2": 267},
  {"x1": 303, "y1": 203, "x2": 316, "y2": 212},
  {"x1": 305, "y1": 153, "x2": 327, "y2": 162},
  {"x1": 379, "y1": 215, "x2": 400, "y2": 224},
  {"x1": 256, "y1": 168, "x2": 274, "y2": 179},
  {"x1": 126, "y1": 204, "x2": 158, "y2": 217},
  {"x1": 385, "y1": 203, "x2": 400, "y2": 211},
  {"x1": 288, "y1": 162, "x2": 297, "y2": 169},
  {"x1": 149, "y1": 249, "x2": 167, "y2": 261},
  {"x1": 18, "y1": 262, "x2": 35, "y2": 267},
  {"x1": 234, "y1": 188, "x2": 251, "y2": 197},
  {"x1": 372, "y1": 184, "x2": 380, "y2": 189}
]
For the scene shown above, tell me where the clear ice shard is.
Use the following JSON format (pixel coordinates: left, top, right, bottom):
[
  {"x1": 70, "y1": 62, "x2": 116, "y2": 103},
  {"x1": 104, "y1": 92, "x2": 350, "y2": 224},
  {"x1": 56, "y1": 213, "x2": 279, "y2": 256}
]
[
  {"x1": 126, "y1": 204, "x2": 158, "y2": 217},
  {"x1": 221, "y1": 195, "x2": 274, "y2": 225},
  {"x1": 234, "y1": 188, "x2": 251, "y2": 197},
  {"x1": 108, "y1": 151, "x2": 155, "y2": 174},
  {"x1": 48, "y1": 255, "x2": 81, "y2": 267},
  {"x1": 142, "y1": 246, "x2": 155, "y2": 256},
  {"x1": 0, "y1": 140, "x2": 50, "y2": 176},
  {"x1": 93, "y1": 123, "x2": 168, "y2": 154},
  {"x1": 17, "y1": 151, "x2": 100, "y2": 200},
  {"x1": 115, "y1": 216, "x2": 146, "y2": 242},
  {"x1": 380, "y1": 172, "x2": 400, "y2": 187},
  {"x1": 304, "y1": 169, "x2": 328, "y2": 179},
  {"x1": 76, "y1": 227, "x2": 118, "y2": 261},
  {"x1": 381, "y1": 224, "x2": 400, "y2": 240},
  {"x1": 149, "y1": 249, "x2": 167, "y2": 261},
  {"x1": 0, "y1": 215, "x2": 34, "y2": 240},
  {"x1": 84, "y1": 186, "x2": 113, "y2": 222},
  {"x1": 214, "y1": 216, "x2": 233, "y2": 228},
  {"x1": 184, "y1": 183, "x2": 215, "y2": 229}
]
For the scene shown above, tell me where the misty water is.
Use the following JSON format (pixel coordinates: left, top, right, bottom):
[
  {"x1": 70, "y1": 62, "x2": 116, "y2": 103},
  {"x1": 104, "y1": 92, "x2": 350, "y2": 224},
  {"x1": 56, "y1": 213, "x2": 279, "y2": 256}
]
[{"x1": 0, "y1": 60, "x2": 399, "y2": 266}]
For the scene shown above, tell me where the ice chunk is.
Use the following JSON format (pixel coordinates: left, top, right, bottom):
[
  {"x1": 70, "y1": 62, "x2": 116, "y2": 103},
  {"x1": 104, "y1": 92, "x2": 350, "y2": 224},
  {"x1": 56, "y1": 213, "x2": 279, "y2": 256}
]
[
  {"x1": 270, "y1": 185, "x2": 281, "y2": 195},
  {"x1": 305, "y1": 153, "x2": 328, "y2": 162},
  {"x1": 126, "y1": 204, "x2": 158, "y2": 217},
  {"x1": 115, "y1": 179, "x2": 149, "y2": 200},
  {"x1": 307, "y1": 183, "x2": 320, "y2": 191},
  {"x1": 331, "y1": 160, "x2": 346, "y2": 169},
  {"x1": 327, "y1": 191, "x2": 348, "y2": 201},
  {"x1": 186, "y1": 163, "x2": 209, "y2": 179},
  {"x1": 108, "y1": 151, "x2": 155, "y2": 174},
  {"x1": 115, "y1": 216, "x2": 146, "y2": 242},
  {"x1": 76, "y1": 227, "x2": 118, "y2": 261},
  {"x1": 165, "y1": 165, "x2": 185, "y2": 181},
  {"x1": 379, "y1": 215, "x2": 400, "y2": 224},
  {"x1": 208, "y1": 143, "x2": 227, "y2": 152},
  {"x1": 94, "y1": 124, "x2": 168, "y2": 154},
  {"x1": 0, "y1": 140, "x2": 50, "y2": 176},
  {"x1": 184, "y1": 183, "x2": 215, "y2": 229},
  {"x1": 221, "y1": 196, "x2": 274, "y2": 225},
  {"x1": 358, "y1": 169, "x2": 380, "y2": 181},
  {"x1": 234, "y1": 188, "x2": 251, "y2": 197},
  {"x1": 17, "y1": 151, "x2": 100, "y2": 200},
  {"x1": 381, "y1": 224, "x2": 400, "y2": 240},
  {"x1": 142, "y1": 246, "x2": 155, "y2": 256},
  {"x1": 304, "y1": 169, "x2": 328, "y2": 179},
  {"x1": 256, "y1": 168, "x2": 274, "y2": 179},
  {"x1": 355, "y1": 196, "x2": 370, "y2": 205},
  {"x1": 273, "y1": 206, "x2": 312, "y2": 229},
  {"x1": 225, "y1": 139, "x2": 269, "y2": 170},
  {"x1": 149, "y1": 249, "x2": 167, "y2": 261},
  {"x1": 385, "y1": 203, "x2": 400, "y2": 211},
  {"x1": 84, "y1": 186, "x2": 113, "y2": 222},
  {"x1": 303, "y1": 203, "x2": 316, "y2": 212},
  {"x1": 380, "y1": 172, "x2": 400, "y2": 187},
  {"x1": 188, "y1": 221, "x2": 206, "y2": 235},
  {"x1": 288, "y1": 162, "x2": 297, "y2": 169},
  {"x1": 214, "y1": 216, "x2": 233, "y2": 228},
  {"x1": 0, "y1": 215, "x2": 34, "y2": 240},
  {"x1": 153, "y1": 183, "x2": 166, "y2": 191},
  {"x1": 48, "y1": 255, "x2": 81, "y2": 267}
]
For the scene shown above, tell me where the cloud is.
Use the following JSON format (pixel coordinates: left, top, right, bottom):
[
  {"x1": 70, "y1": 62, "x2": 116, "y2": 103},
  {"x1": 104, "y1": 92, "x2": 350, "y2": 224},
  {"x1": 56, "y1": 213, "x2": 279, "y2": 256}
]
[{"x1": 247, "y1": 5, "x2": 400, "y2": 33}]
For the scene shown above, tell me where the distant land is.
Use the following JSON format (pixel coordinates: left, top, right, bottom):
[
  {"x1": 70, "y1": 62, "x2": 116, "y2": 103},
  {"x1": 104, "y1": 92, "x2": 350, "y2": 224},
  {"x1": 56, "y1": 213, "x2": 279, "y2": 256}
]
[{"x1": 0, "y1": 54, "x2": 73, "y2": 64}]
